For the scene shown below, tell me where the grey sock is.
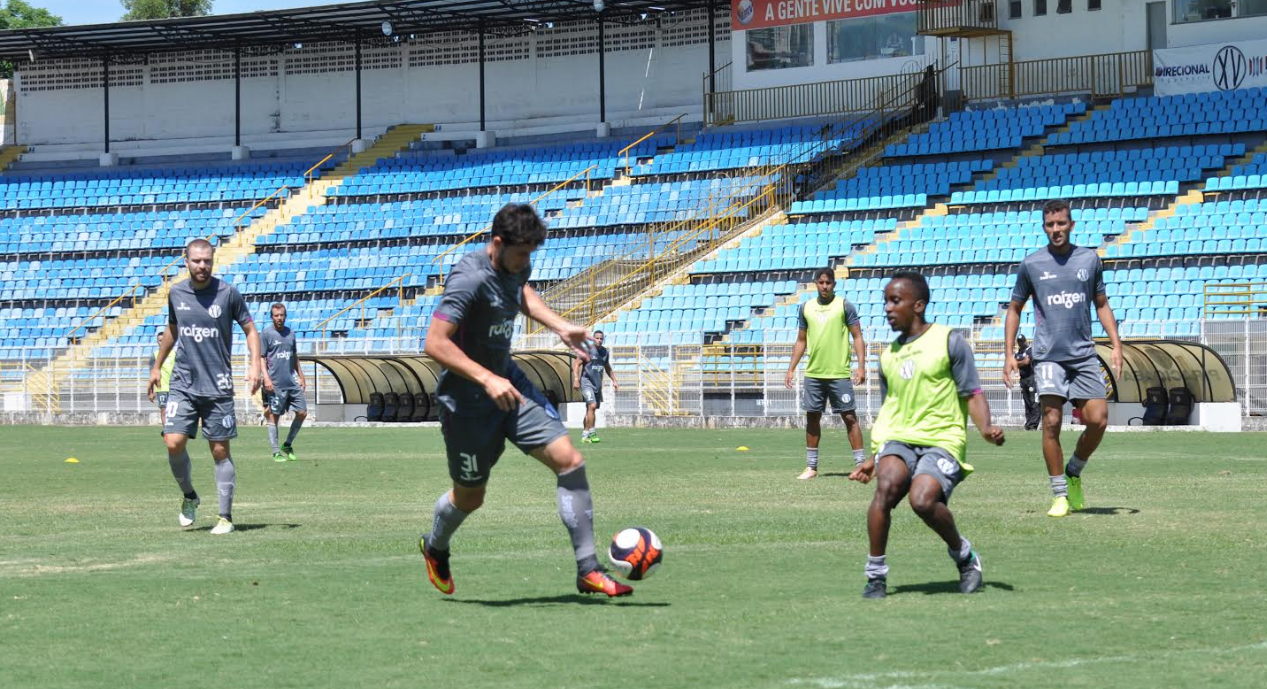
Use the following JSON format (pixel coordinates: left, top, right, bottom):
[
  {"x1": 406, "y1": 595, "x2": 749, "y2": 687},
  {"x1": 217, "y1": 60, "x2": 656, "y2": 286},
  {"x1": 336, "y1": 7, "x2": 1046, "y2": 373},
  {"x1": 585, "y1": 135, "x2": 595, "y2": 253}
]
[
  {"x1": 950, "y1": 537, "x2": 973, "y2": 564},
  {"x1": 267, "y1": 424, "x2": 280, "y2": 453},
  {"x1": 285, "y1": 417, "x2": 305, "y2": 447},
  {"x1": 556, "y1": 464, "x2": 599, "y2": 574},
  {"x1": 1050, "y1": 474, "x2": 1068, "y2": 498},
  {"x1": 866, "y1": 554, "x2": 888, "y2": 580},
  {"x1": 1066, "y1": 454, "x2": 1087, "y2": 477},
  {"x1": 806, "y1": 447, "x2": 819, "y2": 470},
  {"x1": 853, "y1": 448, "x2": 867, "y2": 466},
  {"x1": 168, "y1": 449, "x2": 195, "y2": 496},
  {"x1": 214, "y1": 457, "x2": 236, "y2": 520},
  {"x1": 428, "y1": 491, "x2": 469, "y2": 551}
]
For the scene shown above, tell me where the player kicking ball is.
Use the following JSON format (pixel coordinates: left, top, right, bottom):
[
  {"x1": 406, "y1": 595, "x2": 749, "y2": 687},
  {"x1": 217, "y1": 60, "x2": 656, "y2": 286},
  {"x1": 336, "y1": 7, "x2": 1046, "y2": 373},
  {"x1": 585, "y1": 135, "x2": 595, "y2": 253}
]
[
  {"x1": 849, "y1": 272, "x2": 1005, "y2": 598},
  {"x1": 419, "y1": 203, "x2": 632, "y2": 598}
]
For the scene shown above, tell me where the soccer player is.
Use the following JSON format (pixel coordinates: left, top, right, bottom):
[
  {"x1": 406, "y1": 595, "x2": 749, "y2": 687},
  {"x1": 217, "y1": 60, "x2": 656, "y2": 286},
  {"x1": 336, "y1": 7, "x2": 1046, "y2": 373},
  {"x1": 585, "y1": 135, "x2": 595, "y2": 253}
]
[
  {"x1": 784, "y1": 267, "x2": 867, "y2": 479},
  {"x1": 148, "y1": 326, "x2": 177, "y2": 425},
  {"x1": 849, "y1": 272, "x2": 1004, "y2": 599},
  {"x1": 572, "y1": 329, "x2": 618, "y2": 444},
  {"x1": 260, "y1": 302, "x2": 307, "y2": 462},
  {"x1": 419, "y1": 203, "x2": 632, "y2": 598},
  {"x1": 148, "y1": 239, "x2": 261, "y2": 535},
  {"x1": 1004, "y1": 199, "x2": 1122, "y2": 518}
]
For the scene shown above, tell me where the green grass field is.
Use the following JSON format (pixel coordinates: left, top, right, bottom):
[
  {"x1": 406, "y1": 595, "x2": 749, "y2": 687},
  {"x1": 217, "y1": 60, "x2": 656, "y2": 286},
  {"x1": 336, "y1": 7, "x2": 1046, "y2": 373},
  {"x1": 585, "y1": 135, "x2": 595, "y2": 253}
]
[{"x1": 2, "y1": 425, "x2": 1266, "y2": 688}]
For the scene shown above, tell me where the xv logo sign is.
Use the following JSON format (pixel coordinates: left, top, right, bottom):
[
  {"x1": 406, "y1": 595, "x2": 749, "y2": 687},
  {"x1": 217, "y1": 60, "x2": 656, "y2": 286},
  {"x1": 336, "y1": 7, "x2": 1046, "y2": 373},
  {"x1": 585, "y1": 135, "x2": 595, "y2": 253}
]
[{"x1": 1214, "y1": 45, "x2": 1247, "y2": 91}]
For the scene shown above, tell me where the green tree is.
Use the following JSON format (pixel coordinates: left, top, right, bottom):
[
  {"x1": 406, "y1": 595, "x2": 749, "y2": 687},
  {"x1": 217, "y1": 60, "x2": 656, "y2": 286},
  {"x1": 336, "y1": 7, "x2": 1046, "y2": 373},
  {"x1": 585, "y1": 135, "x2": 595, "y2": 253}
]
[
  {"x1": 0, "y1": 1, "x2": 63, "y2": 79},
  {"x1": 121, "y1": 0, "x2": 213, "y2": 21}
]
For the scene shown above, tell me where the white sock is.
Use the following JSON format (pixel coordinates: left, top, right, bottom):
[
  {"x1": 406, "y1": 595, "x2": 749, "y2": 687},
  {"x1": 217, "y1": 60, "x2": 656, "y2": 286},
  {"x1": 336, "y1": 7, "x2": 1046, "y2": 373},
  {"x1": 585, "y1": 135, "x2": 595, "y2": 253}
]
[{"x1": 853, "y1": 448, "x2": 866, "y2": 466}]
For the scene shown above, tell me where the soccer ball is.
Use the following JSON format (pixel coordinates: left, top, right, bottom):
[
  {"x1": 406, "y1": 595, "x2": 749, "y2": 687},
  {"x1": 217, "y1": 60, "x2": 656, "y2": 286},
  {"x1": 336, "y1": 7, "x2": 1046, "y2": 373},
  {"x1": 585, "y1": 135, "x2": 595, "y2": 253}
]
[{"x1": 608, "y1": 527, "x2": 663, "y2": 580}]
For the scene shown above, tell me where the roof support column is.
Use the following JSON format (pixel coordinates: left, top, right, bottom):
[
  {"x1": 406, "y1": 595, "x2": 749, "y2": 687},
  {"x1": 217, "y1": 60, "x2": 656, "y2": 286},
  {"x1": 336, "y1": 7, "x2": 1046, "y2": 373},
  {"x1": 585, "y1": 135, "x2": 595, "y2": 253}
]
[
  {"x1": 478, "y1": 22, "x2": 486, "y2": 133},
  {"x1": 234, "y1": 43, "x2": 242, "y2": 147},
  {"x1": 708, "y1": 1, "x2": 716, "y2": 94},
  {"x1": 597, "y1": 16, "x2": 607, "y2": 136},
  {"x1": 355, "y1": 31, "x2": 363, "y2": 142},
  {"x1": 102, "y1": 55, "x2": 110, "y2": 154},
  {"x1": 99, "y1": 55, "x2": 116, "y2": 166}
]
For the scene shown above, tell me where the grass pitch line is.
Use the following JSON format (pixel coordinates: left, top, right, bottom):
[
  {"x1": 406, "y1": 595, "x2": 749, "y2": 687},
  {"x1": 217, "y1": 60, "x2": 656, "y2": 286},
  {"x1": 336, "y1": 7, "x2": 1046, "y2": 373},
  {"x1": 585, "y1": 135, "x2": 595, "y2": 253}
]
[{"x1": 786, "y1": 640, "x2": 1267, "y2": 688}]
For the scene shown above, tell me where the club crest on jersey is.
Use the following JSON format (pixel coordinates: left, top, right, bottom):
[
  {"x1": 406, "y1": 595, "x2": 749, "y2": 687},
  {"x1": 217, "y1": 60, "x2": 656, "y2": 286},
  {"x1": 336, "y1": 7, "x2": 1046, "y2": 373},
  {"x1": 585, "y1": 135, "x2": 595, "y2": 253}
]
[
  {"x1": 936, "y1": 457, "x2": 958, "y2": 476},
  {"x1": 899, "y1": 360, "x2": 916, "y2": 380},
  {"x1": 1077, "y1": 269, "x2": 1089, "y2": 281},
  {"x1": 208, "y1": 305, "x2": 222, "y2": 318}
]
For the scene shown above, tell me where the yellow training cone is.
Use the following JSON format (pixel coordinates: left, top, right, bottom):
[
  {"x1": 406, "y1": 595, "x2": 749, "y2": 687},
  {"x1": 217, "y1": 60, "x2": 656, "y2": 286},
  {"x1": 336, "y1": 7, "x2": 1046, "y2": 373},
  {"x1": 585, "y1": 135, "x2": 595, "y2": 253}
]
[
  {"x1": 64, "y1": 457, "x2": 80, "y2": 464},
  {"x1": 736, "y1": 446, "x2": 750, "y2": 452}
]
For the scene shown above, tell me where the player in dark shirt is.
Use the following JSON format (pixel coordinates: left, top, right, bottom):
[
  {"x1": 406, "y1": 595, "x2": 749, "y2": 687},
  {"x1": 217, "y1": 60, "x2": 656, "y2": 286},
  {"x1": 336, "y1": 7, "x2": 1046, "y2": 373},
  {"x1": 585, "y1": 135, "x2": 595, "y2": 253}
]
[
  {"x1": 260, "y1": 303, "x2": 307, "y2": 463},
  {"x1": 418, "y1": 204, "x2": 632, "y2": 598},
  {"x1": 1005, "y1": 199, "x2": 1122, "y2": 518},
  {"x1": 148, "y1": 238, "x2": 262, "y2": 535}
]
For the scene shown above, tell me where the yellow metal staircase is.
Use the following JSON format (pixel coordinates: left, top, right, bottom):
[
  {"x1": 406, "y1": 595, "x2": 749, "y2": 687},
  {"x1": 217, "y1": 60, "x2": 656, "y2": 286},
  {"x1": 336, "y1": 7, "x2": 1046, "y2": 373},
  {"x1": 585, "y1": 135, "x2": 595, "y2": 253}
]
[
  {"x1": 19, "y1": 125, "x2": 434, "y2": 414},
  {"x1": 0, "y1": 144, "x2": 27, "y2": 172}
]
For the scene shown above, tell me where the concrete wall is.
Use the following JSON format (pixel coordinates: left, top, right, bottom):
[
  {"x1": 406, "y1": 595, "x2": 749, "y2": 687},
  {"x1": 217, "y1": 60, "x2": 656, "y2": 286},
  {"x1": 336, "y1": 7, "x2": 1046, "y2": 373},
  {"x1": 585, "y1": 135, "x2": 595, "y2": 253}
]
[{"x1": 14, "y1": 10, "x2": 730, "y2": 147}]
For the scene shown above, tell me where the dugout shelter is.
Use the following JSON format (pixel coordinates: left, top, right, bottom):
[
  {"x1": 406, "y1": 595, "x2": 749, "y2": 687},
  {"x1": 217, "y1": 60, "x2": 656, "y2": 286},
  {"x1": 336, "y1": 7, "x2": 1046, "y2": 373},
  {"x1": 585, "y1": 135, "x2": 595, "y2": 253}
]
[{"x1": 302, "y1": 350, "x2": 581, "y2": 422}]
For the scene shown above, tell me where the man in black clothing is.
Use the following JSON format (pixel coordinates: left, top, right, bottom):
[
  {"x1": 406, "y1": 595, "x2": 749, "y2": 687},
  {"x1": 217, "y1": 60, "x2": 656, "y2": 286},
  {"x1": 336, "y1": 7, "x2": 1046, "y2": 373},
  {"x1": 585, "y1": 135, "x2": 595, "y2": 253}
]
[{"x1": 1016, "y1": 334, "x2": 1039, "y2": 430}]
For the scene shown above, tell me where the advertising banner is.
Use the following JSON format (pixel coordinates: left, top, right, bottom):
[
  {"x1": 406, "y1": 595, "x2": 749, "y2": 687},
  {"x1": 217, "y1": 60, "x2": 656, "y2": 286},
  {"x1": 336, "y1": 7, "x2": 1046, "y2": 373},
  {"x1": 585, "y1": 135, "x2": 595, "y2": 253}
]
[
  {"x1": 1154, "y1": 37, "x2": 1267, "y2": 95},
  {"x1": 732, "y1": 0, "x2": 920, "y2": 31}
]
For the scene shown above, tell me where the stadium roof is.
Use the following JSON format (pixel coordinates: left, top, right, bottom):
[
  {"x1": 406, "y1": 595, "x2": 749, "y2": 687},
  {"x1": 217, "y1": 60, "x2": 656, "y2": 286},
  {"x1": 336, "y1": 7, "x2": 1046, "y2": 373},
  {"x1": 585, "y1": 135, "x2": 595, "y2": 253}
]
[{"x1": 0, "y1": 0, "x2": 721, "y2": 61}]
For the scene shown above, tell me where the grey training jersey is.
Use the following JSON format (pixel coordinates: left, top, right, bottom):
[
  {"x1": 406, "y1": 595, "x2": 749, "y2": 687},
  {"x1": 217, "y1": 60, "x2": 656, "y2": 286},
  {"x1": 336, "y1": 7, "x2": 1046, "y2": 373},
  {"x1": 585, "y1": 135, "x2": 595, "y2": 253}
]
[
  {"x1": 878, "y1": 329, "x2": 981, "y2": 402},
  {"x1": 167, "y1": 277, "x2": 252, "y2": 398},
  {"x1": 262, "y1": 325, "x2": 299, "y2": 391},
  {"x1": 1012, "y1": 245, "x2": 1105, "y2": 363},
  {"x1": 581, "y1": 343, "x2": 610, "y2": 389},
  {"x1": 432, "y1": 249, "x2": 529, "y2": 413}
]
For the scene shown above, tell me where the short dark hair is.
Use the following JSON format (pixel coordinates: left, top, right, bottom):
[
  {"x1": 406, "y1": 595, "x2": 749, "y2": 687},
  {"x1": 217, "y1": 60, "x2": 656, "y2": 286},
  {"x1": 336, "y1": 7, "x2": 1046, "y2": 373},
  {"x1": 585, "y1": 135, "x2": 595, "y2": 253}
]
[
  {"x1": 813, "y1": 267, "x2": 834, "y2": 281},
  {"x1": 185, "y1": 238, "x2": 214, "y2": 255},
  {"x1": 271, "y1": 302, "x2": 286, "y2": 313},
  {"x1": 890, "y1": 270, "x2": 930, "y2": 303},
  {"x1": 1042, "y1": 198, "x2": 1072, "y2": 219},
  {"x1": 491, "y1": 203, "x2": 547, "y2": 248},
  {"x1": 594, "y1": 330, "x2": 604, "y2": 337}
]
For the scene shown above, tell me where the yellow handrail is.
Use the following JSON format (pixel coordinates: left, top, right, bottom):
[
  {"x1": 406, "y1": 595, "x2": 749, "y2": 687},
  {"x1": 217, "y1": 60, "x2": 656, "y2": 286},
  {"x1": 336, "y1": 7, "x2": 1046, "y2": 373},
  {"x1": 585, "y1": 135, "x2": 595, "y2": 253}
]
[
  {"x1": 305, "y1": 138, "x2": 357, "y2": 184},
  {"x1": 64, "y1": 282, "x2": 144, "y2": 341},
  {"x1": 317, "y1": 273, "x2": 412, "y2": 344},
  {"x1": 234, "y1": 184, "x2": 292, "y2": 232},
  {"x1": 430, "y1": 163, "x2": 599, "y2": 284},
  {"x1": 619, "y1": 113, "x2": 687, "y2": 174}
]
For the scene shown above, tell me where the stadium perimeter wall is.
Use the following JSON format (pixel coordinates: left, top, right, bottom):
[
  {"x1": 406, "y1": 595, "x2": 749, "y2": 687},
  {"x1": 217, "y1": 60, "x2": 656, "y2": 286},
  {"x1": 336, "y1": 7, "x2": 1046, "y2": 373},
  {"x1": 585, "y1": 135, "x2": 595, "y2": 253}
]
[{"x1": 13, "y1": 10, "x2": 729, "y2": 147}]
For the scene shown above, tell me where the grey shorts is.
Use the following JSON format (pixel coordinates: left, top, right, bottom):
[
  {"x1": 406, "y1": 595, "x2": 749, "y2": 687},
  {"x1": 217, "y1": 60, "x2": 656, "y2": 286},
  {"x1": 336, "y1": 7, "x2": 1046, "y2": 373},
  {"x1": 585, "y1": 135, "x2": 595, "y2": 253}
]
[
  {"x1": 163, "y1": 390, "x2": 238, "y2": 441},
  {"x1": 263, "y1": 388, "x2": 308, "y2": 416},
  {"x1": 801, "y1": 377, "x2": 856, "y2": 414},
  {"x1": 580, "y1": 383, "x2": 602, "y2": 408},
  {"x1": 876, "y1": 440, "x2": 965, "y2": 502},
  {"x1": 156, "y1": 392, "x2": 169, "y2": 409},
  {"x1": 440, "y1": 382, "x2": 568, "y2": 487},
  {"x1": 1034, "y1": 357, "x2": 1107, "y2": 402}
]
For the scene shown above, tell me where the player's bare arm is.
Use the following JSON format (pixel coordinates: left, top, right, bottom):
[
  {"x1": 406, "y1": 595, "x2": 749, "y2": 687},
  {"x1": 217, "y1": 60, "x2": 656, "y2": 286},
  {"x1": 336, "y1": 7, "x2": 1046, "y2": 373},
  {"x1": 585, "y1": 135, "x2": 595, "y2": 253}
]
[
  {"x1": 294, "y1": 351, "x2": 307, "y2": 391},
  {"x1": 966, "y1": 393, "x2": 1005, "y2": 446},
  {"x1": 520, "y1": 283, "x2": 589, "y2": 360},
  {"x1": 241, "y1": 320, "x2": 263, "y2": 395},
  {"x1": 425, "y1": 318, "x2": 524, "y2": 411},
  {"x1": 572, "y1": 356, "x2": 582, "y2": 390},
  {"x1": 605, "y1": 361, "x2": 619, "y2": 391},
  {"x1": 849, "y1": 322, "x2": 867, "y2": 386},
  {"x1": 1095, "y1": 293, "x2": 1124, "y2": 379},
  {"x1": 785, "y1": 328, "x2": 808, "y2": 389},
  {"x1": 1002, "y1": 299, "x2": 1027, "y2": 389}
]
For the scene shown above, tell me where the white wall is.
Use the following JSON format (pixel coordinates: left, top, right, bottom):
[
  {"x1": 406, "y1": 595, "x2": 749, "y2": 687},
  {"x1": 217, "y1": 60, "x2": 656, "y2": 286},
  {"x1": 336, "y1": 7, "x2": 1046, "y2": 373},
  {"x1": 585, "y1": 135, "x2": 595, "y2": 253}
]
[
  {"x1": 1167, "y1": 13, "x2": 1267, "y2": 47},
  {"x1": 14, "y1": 10, "x2": 728, "y2": 147},
  {"x1": 999, "y1": 2, "x2": 1149, "y2": 61}
]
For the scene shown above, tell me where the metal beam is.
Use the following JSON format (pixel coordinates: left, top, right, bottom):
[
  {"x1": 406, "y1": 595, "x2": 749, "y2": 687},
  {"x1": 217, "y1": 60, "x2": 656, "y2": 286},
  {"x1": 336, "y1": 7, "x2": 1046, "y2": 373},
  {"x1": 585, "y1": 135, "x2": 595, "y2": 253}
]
[
  {"x1": 235, "y1": 44, "x2": 242, "y2": 147},
  {"x1": 355, "y1": 32, "x2": 363, "y2": 141},
  {"x1": 102, "y1": 56, "x2": 110, "y2": 154},
  {"x1": 598, "y1": 17, "x2": 606, "y2": 124},
  {"x1": 707, "y1": 0, "x2": 716, "y2": 94},
  {"x1": 478, "y1": 23, "x2": 486, "y2": 132}
]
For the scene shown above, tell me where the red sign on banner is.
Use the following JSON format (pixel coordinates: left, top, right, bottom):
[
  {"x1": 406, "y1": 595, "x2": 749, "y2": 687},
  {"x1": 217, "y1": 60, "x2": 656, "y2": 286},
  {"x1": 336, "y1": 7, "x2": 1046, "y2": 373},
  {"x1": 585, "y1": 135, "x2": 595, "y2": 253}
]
[{"x1": 732, "y1": 0, "x2": 921, "y2": 31}]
